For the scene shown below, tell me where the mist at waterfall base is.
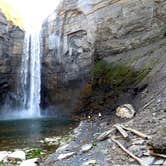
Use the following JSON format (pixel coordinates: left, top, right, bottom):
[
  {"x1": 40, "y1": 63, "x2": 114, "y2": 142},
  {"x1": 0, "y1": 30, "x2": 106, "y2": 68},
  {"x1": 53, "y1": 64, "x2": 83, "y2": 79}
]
[
  {"x1": 0, "y1": 117, "x2": 77, "y2": 151},
  {"x1": 0, "y1": 30, "x2": 41, "y2": 120},
  {"x1": 0, "y1": 29, "x2": 78, "y2": 151},
  {"x1": 0, "y1": 29, "x2": 65, "y2": 120}
]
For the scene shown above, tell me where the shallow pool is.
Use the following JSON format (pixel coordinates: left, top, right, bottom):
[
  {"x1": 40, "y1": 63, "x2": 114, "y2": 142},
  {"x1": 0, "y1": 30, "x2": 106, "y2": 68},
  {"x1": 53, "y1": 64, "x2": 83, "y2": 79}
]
[{"x1": 0, "y1": 116, "x2": 78, "y2": 151}]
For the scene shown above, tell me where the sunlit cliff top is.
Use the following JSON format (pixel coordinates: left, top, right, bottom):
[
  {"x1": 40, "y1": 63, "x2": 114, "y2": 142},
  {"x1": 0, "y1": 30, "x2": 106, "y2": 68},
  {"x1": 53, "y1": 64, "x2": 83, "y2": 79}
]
[
  {"x1": 0, "y1": 0, "x2": 24, "y2": 29},
  {"x1": 0, "y1": 0, "x2": 61, "y2": 31}
]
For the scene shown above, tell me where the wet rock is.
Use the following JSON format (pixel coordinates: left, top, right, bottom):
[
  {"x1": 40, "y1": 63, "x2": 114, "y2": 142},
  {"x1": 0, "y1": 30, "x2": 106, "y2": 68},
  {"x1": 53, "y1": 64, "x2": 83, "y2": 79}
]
[
  {"x1": 81, "y1": 144, "x2": 93, "y2": 153},
  {"x1": 20, "y1": 158, "x2": 40, "y2": 166},
  {"x1": 57, "y1": 152, "x2": 76, "y2": 160},
  {"x1": 8, "y1": 150, "x2": 26, "y2": 160},
  {"x1": 0, "y1": 151, "x2": 9, "y2": 162},
  {"x1": 148, "y1": 127, "x2": 166, "y2": 154},
  {"x1": 116, "y1": 104, "x2": 135, "y2": 119},
  {"x1": 82, "y1": 159, "x2": 96, "y2": 166}
]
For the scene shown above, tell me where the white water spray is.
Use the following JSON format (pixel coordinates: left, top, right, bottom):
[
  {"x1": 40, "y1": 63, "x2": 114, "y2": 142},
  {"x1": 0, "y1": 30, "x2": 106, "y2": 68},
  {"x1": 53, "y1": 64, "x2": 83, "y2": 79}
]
[{"x1": 20, "y1": 30, "x2": 42, "y2": 117}]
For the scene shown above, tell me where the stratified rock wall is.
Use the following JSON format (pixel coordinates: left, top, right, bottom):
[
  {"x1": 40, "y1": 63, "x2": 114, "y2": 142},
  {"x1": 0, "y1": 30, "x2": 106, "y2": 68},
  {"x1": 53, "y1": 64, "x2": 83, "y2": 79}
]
[
  {"x1": 42, "y1": 0, "x2": 166, "y2": 110},
  {"x1": 0, "y1": 10, "x2": 24, "y2": 106}
]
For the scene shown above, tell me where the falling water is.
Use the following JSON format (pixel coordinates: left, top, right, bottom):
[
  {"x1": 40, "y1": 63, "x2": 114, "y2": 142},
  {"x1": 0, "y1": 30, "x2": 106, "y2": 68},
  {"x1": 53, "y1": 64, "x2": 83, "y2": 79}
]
[
  {"x1": 20, "y1": 33, "x2": 30, "y2": 109},
  {"x1": 20, "y1": 30, "x2": 42, "y2": 117},
  {"x1": 29, "y1": 31, "x2": 41, "y2": 116}
]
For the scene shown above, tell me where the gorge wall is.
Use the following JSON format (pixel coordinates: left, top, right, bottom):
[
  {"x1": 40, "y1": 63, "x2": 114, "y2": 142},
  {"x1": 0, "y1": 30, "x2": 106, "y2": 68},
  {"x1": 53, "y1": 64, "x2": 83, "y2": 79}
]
[
  {"x1": 0, "y1": 10, "x2": 24, "y2": 108},
  {"x1": 42, "y1": 0, "x2": 166, "y2": 113}
]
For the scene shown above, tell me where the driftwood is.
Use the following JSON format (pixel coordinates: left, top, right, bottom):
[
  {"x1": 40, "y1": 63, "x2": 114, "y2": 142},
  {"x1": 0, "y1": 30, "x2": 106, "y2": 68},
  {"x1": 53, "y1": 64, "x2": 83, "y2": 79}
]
[
  {"x1": 114, "y1": 124, "x2": 129, "y2": 138},
  {"x1": 149, "y1": 151, "x2": 166, "y2": 159},
  {"x1": 143, "y1": 99, "x2": 155, "y2": 109},
  {"x1": 111, "y1": 137, "x2": 146, "y2": 166},
  {"x1": 96, "y1": 128, "x2": 116, "y2": 141},
  {"x1": 121, "y1": 125, "x2": 151, "y2": 140}
]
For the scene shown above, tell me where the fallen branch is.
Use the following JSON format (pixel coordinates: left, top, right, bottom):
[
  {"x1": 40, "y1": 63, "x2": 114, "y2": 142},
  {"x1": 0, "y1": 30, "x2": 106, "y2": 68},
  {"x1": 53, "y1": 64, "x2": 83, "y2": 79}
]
[
  {"x1": 96, "y1": 128, "x2": 116, "y2": 141},
  {"x1": 111, "y1": 137, "x2": 146, "y2": 166},
  {"x1": 121, "y1": 125, "x2": 151, "y2": 140},
  {"x1": 149, "y1": 151, "x2": 166, "y2": 159},
  {"x1": 114, "y1": 124, "x2": 128, "y2": 138},
  {"x1": 143, "y1": 99, "x2": 155, "y2": 109}
]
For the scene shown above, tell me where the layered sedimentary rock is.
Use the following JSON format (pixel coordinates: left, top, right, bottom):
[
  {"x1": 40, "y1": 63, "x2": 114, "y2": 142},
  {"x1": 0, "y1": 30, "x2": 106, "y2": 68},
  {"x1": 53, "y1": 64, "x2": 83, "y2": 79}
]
[
  {"x1": 0, "y1": 10, "x2": 24, "y2": 106},
  {"x1": 42, "y1": 0, "x2": 166, "y2": 111}
]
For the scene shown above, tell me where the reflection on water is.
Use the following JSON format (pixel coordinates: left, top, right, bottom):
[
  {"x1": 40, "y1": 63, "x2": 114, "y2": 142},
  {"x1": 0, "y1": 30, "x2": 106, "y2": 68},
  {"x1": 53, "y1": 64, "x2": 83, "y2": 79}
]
[{"x1": 0, "y1": 117, "x2": 78, "y2": 150}]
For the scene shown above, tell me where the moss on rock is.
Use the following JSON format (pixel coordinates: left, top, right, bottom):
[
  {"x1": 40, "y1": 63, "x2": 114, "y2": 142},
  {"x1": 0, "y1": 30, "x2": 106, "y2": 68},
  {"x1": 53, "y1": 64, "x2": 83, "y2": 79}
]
[{"x1": 75, "y1": 60, "x2": 151, "y2": 115}]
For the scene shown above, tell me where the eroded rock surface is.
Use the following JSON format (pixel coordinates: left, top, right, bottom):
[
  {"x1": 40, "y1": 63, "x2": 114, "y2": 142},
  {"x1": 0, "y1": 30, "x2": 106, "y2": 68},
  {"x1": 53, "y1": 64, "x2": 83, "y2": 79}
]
[
  {"x1": 42, "y1": 0, "x2": 166, "y2": 111},
  {"x1": 0, "y1": 10, "x2": 24, "y2": 107},
  {"x1": 41, "y1": 0, "x2": 166, "y2": 165}
]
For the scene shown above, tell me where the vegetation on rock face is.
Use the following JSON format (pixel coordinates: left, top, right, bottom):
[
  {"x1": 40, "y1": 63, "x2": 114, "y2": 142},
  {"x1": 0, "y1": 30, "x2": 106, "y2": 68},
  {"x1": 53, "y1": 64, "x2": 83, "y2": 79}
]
[
  {"x1": 75, "y1": 60, "x2": 151, "y2": 115},
  {"x1": 92, "y1": 60, "x2": 136, "y2": 92}
]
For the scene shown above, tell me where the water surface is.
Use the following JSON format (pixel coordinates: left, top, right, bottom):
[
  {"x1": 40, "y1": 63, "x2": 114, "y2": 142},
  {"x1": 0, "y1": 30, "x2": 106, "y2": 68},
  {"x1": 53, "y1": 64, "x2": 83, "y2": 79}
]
[{"x1": 0, "y1": 116, "x2": 78, "y2": 151}]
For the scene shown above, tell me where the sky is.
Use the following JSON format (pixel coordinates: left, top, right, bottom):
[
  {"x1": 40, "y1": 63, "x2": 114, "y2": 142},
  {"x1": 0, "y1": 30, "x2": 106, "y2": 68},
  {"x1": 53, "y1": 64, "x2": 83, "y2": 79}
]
[{"x1": 1, "y1": 0, "x2": 61, "y2": 31}]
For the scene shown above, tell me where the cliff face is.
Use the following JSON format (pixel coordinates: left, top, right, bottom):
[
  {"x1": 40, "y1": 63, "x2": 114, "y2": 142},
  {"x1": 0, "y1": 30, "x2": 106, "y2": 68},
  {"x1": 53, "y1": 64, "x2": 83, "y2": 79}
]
[
  {"x1": 42, "y1": 0, "x2": 166, "y2": 111},
  {"x1": 0, "y1": 10, "x2": 24, "y2": 106}
]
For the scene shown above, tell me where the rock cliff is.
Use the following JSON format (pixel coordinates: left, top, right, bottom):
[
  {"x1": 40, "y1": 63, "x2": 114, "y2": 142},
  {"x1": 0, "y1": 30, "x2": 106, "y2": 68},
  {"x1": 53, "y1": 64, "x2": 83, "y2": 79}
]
[
  {"x1": 42, "y1": 0, "x2": 166, "y2": 113},
  {"x1": 0, "y1": 10, "x2": 24, "y2": 107}
]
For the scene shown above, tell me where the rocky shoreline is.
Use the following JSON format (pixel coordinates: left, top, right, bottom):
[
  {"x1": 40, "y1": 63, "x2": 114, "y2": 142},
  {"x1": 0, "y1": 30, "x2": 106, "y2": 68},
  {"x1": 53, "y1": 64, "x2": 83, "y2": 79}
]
[
  {"x1": 0, "y1": 103, "x2": 165, "y2": 166},
  {"x1": 42, "y1": 104, "x2": 166, "y2": 166}
]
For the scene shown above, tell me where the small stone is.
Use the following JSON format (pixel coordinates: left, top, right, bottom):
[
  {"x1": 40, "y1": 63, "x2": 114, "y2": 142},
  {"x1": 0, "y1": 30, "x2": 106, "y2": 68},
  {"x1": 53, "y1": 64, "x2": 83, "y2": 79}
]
[
  {"x1": 116, "y1": 104, "x2": 135, "y2": 119},
  {"x1": 8, "y1": 150, "x2": 26, "y2": 160},
  {"x1": 20, "y1": 158, "x2": 39, "y2": 166},
  {"x1": 81, "y1": 144, "x2": 93, "y2": 153},
  {"x1": 0, "y1": 151, "x2": 9, "y2": 162},
  {"x1": 141, "y1": 157, "x2": 155, "y2": 165},
  {"x1": 132, "y1": 139, "x2": 145, "y2": 145},
  {"x1": 153, "y1": 159, "x2": 164, "y2": 165},
  {"x1": 56, "y1": 144, "x2": 69, "y2": 152},
  {"x1": 44, "y1": 136, "x2": 61, "y2": 146},
  {"x1": 82, "y1": 159, "x2": 96, "y2": 166},
  {"x1": 129, "y1": 158, "x2": 135, "y2": 162},
  {"x1": 152, "y1": 113, "x2": 156, "y2": 116},
  {"x1": 57, "y1": 152, "x2": 75, "y2": 160}
]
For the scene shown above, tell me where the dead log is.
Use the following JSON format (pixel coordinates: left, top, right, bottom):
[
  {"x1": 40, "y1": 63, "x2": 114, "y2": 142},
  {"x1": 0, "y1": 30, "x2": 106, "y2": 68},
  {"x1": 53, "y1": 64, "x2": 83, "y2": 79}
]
[
  {"x1": 114, "y1": 124, "x2": 129, "y2": 138},
  {"x1": 121, "y1": 125, "x2": 151, "y2": 140},
  {"x1": 149, "y1": 151, "x2": 166, "y2": 159},
  {"x1": 111, "y1": 137, "x2": 146, "y2": 166}
]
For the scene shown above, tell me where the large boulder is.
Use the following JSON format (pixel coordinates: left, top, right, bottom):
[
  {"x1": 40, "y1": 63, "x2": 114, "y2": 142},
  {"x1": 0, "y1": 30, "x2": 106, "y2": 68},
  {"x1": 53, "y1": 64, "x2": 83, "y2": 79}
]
[{"x1": 116, "y1": 104, "x2": 136, "y2": 119}]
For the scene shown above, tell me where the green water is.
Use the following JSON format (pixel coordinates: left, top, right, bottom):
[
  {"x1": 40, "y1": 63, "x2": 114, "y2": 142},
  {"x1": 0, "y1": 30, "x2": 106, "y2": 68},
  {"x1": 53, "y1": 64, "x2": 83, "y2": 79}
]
[{"x1": 0, "y1": 117, "x2": 77, "y2": 151}]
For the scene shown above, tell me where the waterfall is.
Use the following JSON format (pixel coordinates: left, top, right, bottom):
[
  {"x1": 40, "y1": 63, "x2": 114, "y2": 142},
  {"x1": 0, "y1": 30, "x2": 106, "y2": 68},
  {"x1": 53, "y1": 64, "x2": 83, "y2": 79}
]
[
  {"x1": 20, "y1": 30, "x2": 42, "y2": 117},
  {"x1": 20, "y1": 33, "x2": 30, "y2": 109}
]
